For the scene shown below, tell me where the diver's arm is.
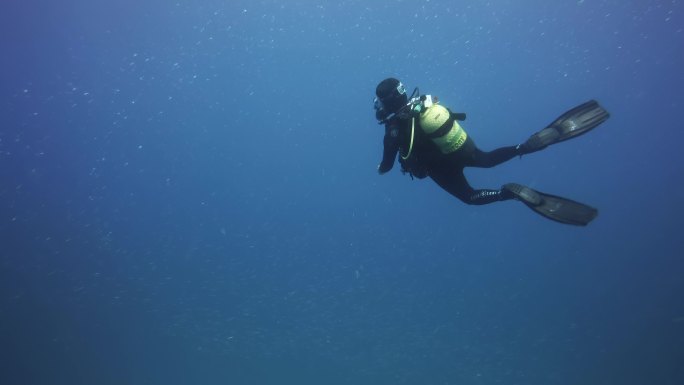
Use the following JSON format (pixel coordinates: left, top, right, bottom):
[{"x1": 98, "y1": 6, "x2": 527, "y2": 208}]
[
  {"x1": 378, "y1": 147, "x2": 396, "y2": 174},
  {"x1": 378, "y1": 127, "x2": 399, "y2": 174}
]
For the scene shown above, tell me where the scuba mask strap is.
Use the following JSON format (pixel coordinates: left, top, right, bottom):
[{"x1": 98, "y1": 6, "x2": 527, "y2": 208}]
[
  {"x1": 375, "y1": 83, "x2": 409, "y2": 112},
  {"x1": 377, "y1": 87, "x2": 421, "y2": 124}
]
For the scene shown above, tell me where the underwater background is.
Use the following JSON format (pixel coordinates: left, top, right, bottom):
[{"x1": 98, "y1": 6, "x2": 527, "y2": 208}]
[{"x1": 2, "y1": 1, "x2": 683, "y2": 384}]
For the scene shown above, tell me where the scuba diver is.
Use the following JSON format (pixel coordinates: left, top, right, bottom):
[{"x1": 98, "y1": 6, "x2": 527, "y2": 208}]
[{"x1": 373, "y1": 77, "x2": 610, "y2": 226}]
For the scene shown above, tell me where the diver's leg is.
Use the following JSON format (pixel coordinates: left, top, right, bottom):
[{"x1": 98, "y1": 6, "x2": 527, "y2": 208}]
[
  {"x1": 457, "y1": 137, "x2": 521, "y2": 168},
  {"x1": 469, "y1": 146, "x2": 521, "y2": 168},
  {"x1": 430, "y1": 167, "x2": 513, "y2": 205}
]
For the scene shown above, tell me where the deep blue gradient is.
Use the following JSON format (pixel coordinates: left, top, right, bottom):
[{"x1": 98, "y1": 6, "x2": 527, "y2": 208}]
[{"x1": 2, "y1": 1, "x2": 683, "y2": 384}]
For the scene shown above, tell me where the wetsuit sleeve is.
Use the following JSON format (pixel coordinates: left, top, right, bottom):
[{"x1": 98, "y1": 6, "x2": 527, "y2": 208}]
[{"x1": 378, "y1": 125, "x2": 399, "y2": 174}]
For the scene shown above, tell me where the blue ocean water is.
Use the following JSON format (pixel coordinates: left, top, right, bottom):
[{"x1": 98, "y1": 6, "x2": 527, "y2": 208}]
[{"x1": 1, "y1": 0, "x2": 683, "y2": 384}]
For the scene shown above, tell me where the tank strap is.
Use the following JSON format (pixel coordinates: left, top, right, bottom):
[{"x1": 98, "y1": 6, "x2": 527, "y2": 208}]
[{"x1": 426, "y1": 111, "x2": 455, "y2": 139}]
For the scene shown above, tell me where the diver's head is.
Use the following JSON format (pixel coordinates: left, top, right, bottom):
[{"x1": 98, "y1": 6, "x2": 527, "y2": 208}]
[{"x1": 374, "y1": 78, "x2": 408, "y2": 120}]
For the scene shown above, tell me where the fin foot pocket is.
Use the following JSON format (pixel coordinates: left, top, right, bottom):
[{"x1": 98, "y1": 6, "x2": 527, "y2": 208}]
[{"x1": 502, "y1": 183, "x2": 542, "y2": 206}]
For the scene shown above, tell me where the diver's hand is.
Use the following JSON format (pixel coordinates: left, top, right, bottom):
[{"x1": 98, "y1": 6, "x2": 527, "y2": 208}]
[{"x1": 377, "y1": 165, "x2": 387, "y2": 175}]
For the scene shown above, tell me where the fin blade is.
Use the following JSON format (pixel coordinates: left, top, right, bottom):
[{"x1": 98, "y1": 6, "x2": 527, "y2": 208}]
[
  {"x1": 524, "y1": 100, "x2": 610, "y2": 153},
  {"x1": 551, "y1": 100, "x2": 610, "y2": 143},
  {"x1": 532, "y1": 192, "x2": 599, "y2": 226},
  {"x1": 504, "y1": 183, "x2": 598, "y2": 226}
]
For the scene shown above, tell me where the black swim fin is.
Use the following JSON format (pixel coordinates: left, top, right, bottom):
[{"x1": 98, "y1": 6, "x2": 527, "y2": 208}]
[
  {"x1": 522, "y1": 100, "x2": 610, "y2": 154},
  {"x1": 502, "y1": 183, "x2": 598, "y2": 226}
]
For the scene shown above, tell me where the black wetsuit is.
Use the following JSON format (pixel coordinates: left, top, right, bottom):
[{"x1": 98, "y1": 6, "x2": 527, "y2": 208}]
[{"x1": 378, "y1": 116, "x2": 522, "y2": 205}]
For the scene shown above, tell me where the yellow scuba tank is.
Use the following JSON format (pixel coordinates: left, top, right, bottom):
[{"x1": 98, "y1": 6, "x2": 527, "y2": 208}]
[{"x1": 418, "y1": 103, "x2": 468, "y2": 154}]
